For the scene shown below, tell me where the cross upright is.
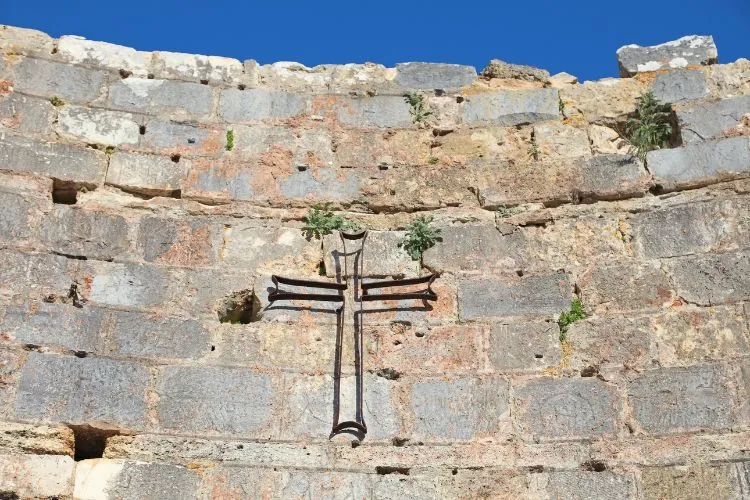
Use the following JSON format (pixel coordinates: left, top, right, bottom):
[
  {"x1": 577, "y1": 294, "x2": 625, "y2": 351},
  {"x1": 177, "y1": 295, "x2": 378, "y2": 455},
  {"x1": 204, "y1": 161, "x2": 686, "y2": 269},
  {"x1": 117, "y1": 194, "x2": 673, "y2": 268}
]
[{"x1": 267, "y1": 229, "x2": 438, "y2": 441}]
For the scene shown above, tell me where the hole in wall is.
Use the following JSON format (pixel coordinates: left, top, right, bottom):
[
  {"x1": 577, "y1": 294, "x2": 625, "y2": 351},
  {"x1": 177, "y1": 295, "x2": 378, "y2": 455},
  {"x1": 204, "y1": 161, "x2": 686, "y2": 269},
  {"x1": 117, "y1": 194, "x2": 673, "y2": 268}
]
[
  {"x1": 516, "y1": 270, "x2": 524, "y2": 277},
  {"x1": 210, "y1": 345, "x2": 215, "y2": 352},
  {"x1": 376, "y1": 466, "x2": 410, "y2": 476},
  {"x1": 200, "y1": 79, "x2": 209, "y2": 85},
  {"x1": 580, "y1": 366, "x2": 599, "y2": 378},
  {"x1": 580, "y1": 460, "x2": 607, "y2": 472},
  {"x1": 73, "y1": 350, "x2": 87, "y2": 358},
  {"x1": 296, "y1": 165, "x2": 308, "y2": 172},
  {"x1": 451, "y1": 468, "x2": 458, "y2": 475},
  {"x1": 237, "y1": 84, "x2": 246, "y2": 90},
  {"x1": 139, "y1": 125, "x2": 146, "y2": 135},
  {"x1": 534, "y1": 354, "x2": 543, "y2": 359},
  {"x1": 391, "y1": 437, "x2": 410, "y2": 447},
  {"x1": 374, "y1": 367, "x2": 400, "y2": 380},
  {"x1": 455, "y1": 96, "x2": 464, "y2": 103},
  {"x1": 51, "y1": 179, "x2": 79, "y2": 205},
  {"x1": 317, "y1": 260, "x2": 326, "y2": 276},
  {"x1": 170, "y1": 154, "x2": 181, "y2": 163},
  {"x1": 0, "y1": 491, "x2": 20, "y2": 500},
  {"x1": 147, "y1": 74, "x2": 155, "y2": 79},
  {"x1": 67, "y1": 424, "x2": 121, "y2": 461},
  {"x1": 119, "y1": 69, "x2": 132, "y2": 79},
  {"x1": 217, "y1": 290, "x2": 261, "y2": 324}
]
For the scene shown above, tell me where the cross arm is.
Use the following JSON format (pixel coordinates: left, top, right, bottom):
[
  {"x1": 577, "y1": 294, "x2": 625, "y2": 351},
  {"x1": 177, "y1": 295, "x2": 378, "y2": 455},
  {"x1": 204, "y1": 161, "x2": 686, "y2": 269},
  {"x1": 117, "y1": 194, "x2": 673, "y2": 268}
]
[
  {"x1": 268, "y1": 275, "x2": 347, "y2": 303},
  {"x1": 360, "y1": 274, "x2": 438, "y2": 302}
]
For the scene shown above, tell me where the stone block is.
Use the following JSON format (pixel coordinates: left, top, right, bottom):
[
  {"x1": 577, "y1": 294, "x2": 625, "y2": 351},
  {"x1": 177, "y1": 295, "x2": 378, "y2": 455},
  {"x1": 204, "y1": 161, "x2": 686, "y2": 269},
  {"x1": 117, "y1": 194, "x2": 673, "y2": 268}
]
[
  {"x1": 109, "y1": 310, "x2": 211, "y2": 360},
  {"x1": 153, "y1": 51, "x2": 244, "y2": 84},
  {"x1": 106, "y1": 151, "x2": 187, "y2": 195},
  {"x1": 0, "y1": 421, "x2": 74, "y2": 456},
  {"x1": 220, "y1": 224, "x2": 320, "y2": 275},
  {"x1": 11, "y1": 58, "x2": 106, "y2": 102},
  {"x1": 57, "y1": 35, "x2": 152, "y2": 76},
  {"x1": 665, "y1": 250, "x2": 750, "y2": 306},
  {"x1": 39, "y1": 205, "x2": 130, "y2": 260},
  {"x1": 488, "y1": 321, "x2": 561, "y2": 371},
  {"x1": 14, "y1": 352, "x2": 149, "y2": 429},
  {"x1": 1, "y1": 302, "x2": 104, "y2": 352},
  {"x1": 411, "y1": 377, "x2": 509, "y2": 440},
  {"x1": 678, "y1": 95, "x2": 750, "y2": 144},
  {"x1": 0, "y1": 191, "x2": 36, "y2": 242},
  {"x1": 157, "y1": 365, "x2": 273, "y2": 435},
  {"x1": 706, "y1": 58, "x2": 750, "y2": 100},
  {"x1": 566, "y1": 316, "x2": 654, "y2": 370},
  {"x1": 74, "y1": 460, "x2": 199, "y2": 500},
  {"x1": 537, "y1": 471, "x2": 637, "y2": 500},
  {"x1": 427, "y1": 124, "x2": 532, "y2": 167},
  {"x1": 0, "y1": 130, "x2": 107, "y2": 184},
  {"x1": 0, "y1": 454, "x2": 75, "y2": 499},
  {"x1": 232, "y1": 125, "x2": 334, "y2": 167},
  {"x1": 330, "y1": 95, "x2": 413, "y2": 128},
  {"x1": 322, "y1": 230, "x2": 418, "y2": 278},
  {"x1": 480, "y1": 59, "x2": 550, "y2": 82},
  {"x1": 181, "y1": 266, "x2": 256, "y2": 318},
  {"x1": 642, "y1": 465, "x2": 734, "y2": 500},
  {"x1": 219, "y1": 88, "x2": 308, "y2": 122},
  {"x1": 651, "y1": 69, "x2": 709, "y2": 104},
  {"x1": 0, "y1": 92, "x2": 55, "y2": 136},
  {"x1": 0, "y1": 346, "x2": 25, "y2": 416},
  {"x1": 108, "y1": 78, "x2": 213, "y2": 119},
  {"x1": 646, "y1": 136, "x2": 750, "y2": 190},
  {"x1": 617, "y1": 35, "x2": 718, "y2": 77},
  {"x1": 0, "y1": 250, "x2": 78, "y2": 301},
  {"x1": 275, "y1": 470, "x2": 374, "y2": 499},
  {"x1": 374, "y1": 475, "x2": 450, "y2": 499},
  {"x1": 580, "y1": 261, "x2": 675, "y2": 314},
  {"x1": 628, "y1": 365, "x2": 735, "y2": 433},
  {"x1": 560, "y1": 77, "x2": 645, "y2": 121},
  {"x1": 579, "y1": 154, "x2": 651, "y2": 200},
  {"x1": 513, "y1": 378, "x2": 618, "y2": 439},
  {"x1": 86, "y1": 261, "x2": 169, "y2": 309},
  {"x1": 57, "y1": 105, "x2": 140, "y2": 146},
  {"x1": 533, "y1": 121, "x2": 591, "y2": 159},
  {"x1": 461, "y1": 88, "x2": 560, "y2": 126},
  {"x1": 458, "y1": 273, "x2": 571, "y2": 320},
  {"x1": 0, "y1": 25, "x2": 54, "y2": 55},
  {"x1": 136, "y1": 215, "x2": 220, "y2": 266},
  {"x1": 259, "y1": 62, "x2": 333, "y2": 92},
  {"x1": 588, "y1": 124, "x2": 630, "y2": 154},
  {"x1": 394, "y1": 62, "x2": 476, "y2": 91},
  {"x1": 138, "y1": 119, "x2": 222, "y2": 156},
  {"x1": 334, "y1": 129, "x2": 431, "y2": 168}
]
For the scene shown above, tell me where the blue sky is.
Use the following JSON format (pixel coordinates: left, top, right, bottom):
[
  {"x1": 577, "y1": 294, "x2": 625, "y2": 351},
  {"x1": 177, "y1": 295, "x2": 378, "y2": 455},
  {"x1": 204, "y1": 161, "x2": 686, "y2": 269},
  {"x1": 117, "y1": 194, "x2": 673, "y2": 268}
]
[{"x1": 3, "y1": 0, "x2": 748, "y2": 81}]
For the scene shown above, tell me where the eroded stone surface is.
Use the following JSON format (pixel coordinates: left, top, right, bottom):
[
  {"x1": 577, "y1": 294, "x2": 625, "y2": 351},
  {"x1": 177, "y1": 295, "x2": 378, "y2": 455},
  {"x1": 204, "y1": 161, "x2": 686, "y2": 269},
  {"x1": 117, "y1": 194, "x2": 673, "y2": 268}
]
[{"x1": 617, "y1": 35, "x2": 718, "y2": 77}]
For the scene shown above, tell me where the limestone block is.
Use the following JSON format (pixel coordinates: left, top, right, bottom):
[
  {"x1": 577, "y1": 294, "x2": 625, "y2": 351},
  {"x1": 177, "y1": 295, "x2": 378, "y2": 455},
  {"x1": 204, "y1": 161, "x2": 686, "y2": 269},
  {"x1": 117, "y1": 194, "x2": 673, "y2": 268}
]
[
  {"x1": 109, "y1": 310, "x2": 211, "y2": 360},
  {"x1": 329, "y1": 95, "x2": 413, "y2": 128},
  {"x1": 588, "y1": 124, "x2": 629, "y2": 154},
  {"x1": 0, "y1": 24, "x2": 54, "y2": 55},
  {"x1": 580, "y1": 261, "x2": 675, "y2": 314},
  {"x1": 411, "y1": 377, "x2": 509, "y2": 440},
  {"x1": 533, "y1": 120, "x2": 591, "y2": 159},
  {"x1": 219, "y1": 224, "x2": 320, "y2": 275},
  {"x1": 275, "y1": 470, "x2": 374, "y2": 499},
  {"x1": 642, "y1": 465, "x2": 735, "y2": 500},
  {"x1": 394, "y1": 62, "x2": 476, "y2": 91},
  {"x1": 678, "y1": 95, "x2": 750, "y2": 144},
  {"x1": 461, "y1": 88, "x2": 559, "y2": 126},
  {"x1": 107, "y1": 151, "x2": 188, "y2": 195},
  {"x1": 11, "y1": 58, "x2": 106, "y2": 102},
  {"x1": 219, "y1": 88, "x2": 308, "y2": 122},
  {"x1": 329, "y1": 63, "x2": 397, "y2": 94},
  {"x1": 108, "y1": 78, "x2": 213, "y2": 119},
  {"x1": 665, "y1": 250, "x2": 750, "y2": 306},
  {"x1": 617, "y1": 35, "x2": 718, "y2": 77},
  {"x1": 334, "y1": 129, "x2": 431, "y2": 168},
  {"x1": 14, "y1": 352, "x2": 149, "y2": 429},
  {"x1": 481, "y1": 59, "x2": 550, "y2": 82},
  {"x1": 537, "y1": 471, "x2": 637, "y2": 500},
  {"x1": 566, "y1": 316, "x2": 655, "y2": 370},
  {"x1": 153, "y1": 50, "x2": 243, "y2": 84},
  {"x1": 487, "y1": 321, "x2": 561, "y2": 371},
  {"x1": 560, "y1": 77, "x2": 645, "y2": 121},
  {"x1": 458, "y1": 273, "x2": 571, "y2": 320},
  {"x1": 647, "y1": 136, "x2": 750, "y2": 190},
  {"x1": 57, "y1": 35, "x2": 152, "y2": 76},
  {"x1": 628, "y1": 365, "x2": 735, "y2": 433},
  {"x1": 87, "y1": 261, "x2": 169, "y2": 309},
  {"x1": 651, "y1": 69, "x2": 708, "y2": 104},
  {"x1": 513, "y1": 378, "x2": 618, "y2": 439},
  {"x1": 137, "y1": 119, "x2": 223, "y2": 156},
  {"x1": 0, "y1": 454, "x2": 75, "y2": 499},
  {"x1": 74, "y1": 459, "x2": 199, "y2": 500},
  {"x1": 0, "y1": 191, "x2": 37, "y2": 242},
  {"x1": 40, "y1": 205, "x2": 130, "y2": 260},
  {"x1": 258, "y1": 62, "x2": 333, "y2": 92},
  {"x1": 322, "y1": 230, "x2": 418, "y2": 278},
  {"x1": 579, "y1": 154, "x2": 651, "y2": 200},
  {"x1": 135, "y1": 215, "x2": 221, "y2": 266},
  {"x1": 706, "y1": 58, "x2": 750, "y2": 99},
  {"x1": 57, "y1": 105, "x2": 140, "y2": 146},
  {"x1": 156, "y1": 365, "x2": 273, "y2": 435},
  {"x1": 0, "y1": 250, "x2": 78, "y2": 301},
  {"x1": 232, "y1": 125, "x2": 334, "y2": 167},
  {"x1": 1, "y1": 302, "x2": 104, "y2": 352},
  {"x1": 0, "y1": 421, "x2": 74, "y2": 456},
  {"x1": 0, "y1": 92, "x2": 55, "y2": 136}
]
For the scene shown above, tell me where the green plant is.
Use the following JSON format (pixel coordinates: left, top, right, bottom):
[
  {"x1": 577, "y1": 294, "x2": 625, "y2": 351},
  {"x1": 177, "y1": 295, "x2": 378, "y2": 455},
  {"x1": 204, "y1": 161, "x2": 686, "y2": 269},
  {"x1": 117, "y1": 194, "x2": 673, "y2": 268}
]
[
  {"x1": 49, "y1": 96, "x2": 65, "y2": 107},
  {"x1": 400, "y1": 215, "x2": 442, "y2": 261},
  {"x1": 404, "y1": 92, "x2": 432, "y2": 124},
  {"x1": 303, "y1": 203, "x2": 344, "y2": 239},
  {"x1": 496, "y1": 205, "x2": 524, "y2": 218},
  {"x1": 558, "y1": 96, "x2": 565, "y2": 114},
  {"x1": 428, "y1": 157, "x2": 439, "y2": 165},
  {"x1": 104, "y1": 146, "x2": 115, "y2": 155},
  {"x1": 527, "y1": 142, "x2": 541, "y2": 161},
  {"x1": 341, "y1": 220, "x2": 363, "y2": 233},
  {"x1": 558, "y1": 298, "x2": 587, "y2": 342},
  {"x1": 225, "y1": 129, "x2": 234, "y2": 151},
  {"x1": 626, "y1": 91, "x2": 672, "y2": 161}
]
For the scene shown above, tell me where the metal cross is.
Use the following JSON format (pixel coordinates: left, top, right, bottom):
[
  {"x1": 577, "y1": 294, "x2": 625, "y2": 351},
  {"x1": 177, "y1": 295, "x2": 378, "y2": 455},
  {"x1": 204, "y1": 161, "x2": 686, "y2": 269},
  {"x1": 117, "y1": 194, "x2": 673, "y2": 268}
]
[{"x1": 267, "y1": 230, "x2": 438, "y2": 441}]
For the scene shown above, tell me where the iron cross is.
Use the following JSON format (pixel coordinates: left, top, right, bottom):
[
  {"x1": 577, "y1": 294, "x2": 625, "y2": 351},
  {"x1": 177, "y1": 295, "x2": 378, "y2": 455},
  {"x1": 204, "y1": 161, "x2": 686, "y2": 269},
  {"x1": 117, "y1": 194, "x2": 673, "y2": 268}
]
[{"x1": 267, "y1": 230, "x2": 438, "y2": 441}]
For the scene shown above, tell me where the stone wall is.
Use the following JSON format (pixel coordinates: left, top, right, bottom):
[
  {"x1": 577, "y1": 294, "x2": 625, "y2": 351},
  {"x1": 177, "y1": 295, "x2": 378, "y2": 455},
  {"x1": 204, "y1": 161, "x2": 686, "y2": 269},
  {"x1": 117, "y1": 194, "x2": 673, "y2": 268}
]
[{"x1": 0, "y1": 24, "x2": 749, "y2": 498}]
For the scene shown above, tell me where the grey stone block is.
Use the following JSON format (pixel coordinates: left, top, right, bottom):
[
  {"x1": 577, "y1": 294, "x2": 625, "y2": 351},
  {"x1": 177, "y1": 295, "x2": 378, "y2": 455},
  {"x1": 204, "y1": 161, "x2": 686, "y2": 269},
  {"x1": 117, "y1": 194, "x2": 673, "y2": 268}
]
[
  {"x1": 110, "y1": 310, "x2": 211, "y2": 359},
  {"x1": 0, "y1": 131, "x2": 107, "y2": 184},
  {"x1": 11, "y1": 58, "x2": 106, "y2": 102},
  {"x1": 642, "y1": 465, "x2": 735, "y2": 500},
  {"x1": 108, "y1": 78, "x2": 213, "y2": 119},
  {"x1": 277, "y1": 470, "x2": 374, "y2": 499},
  {"x1": 566, "y1": 316, "x2": 654, "y2": 370},
  {"x1": 580, "y1": 154, "x2": 650, "y2": 199},
  {"x1": 488, "y1": 322, "x2": 561, "y2": 371},
  {"x1": 0, "y1": 92, "x2": 55, "y2": 136},
  {"x1": 107, "y1": 151, "x2": 187, "y2": 195},
  {"x1": 581, "y1": 261, "x2": 674, "y2": 313},
  {"x1": 461, "y1": 88, "x2": 560, "y2": 126},
  {"x1": 0, "y1": 250, "x2": 77, "y2": 301},
  {"x1": 651, "y1": 69, "x2": 708, "y2": 103},
  {"x1": 322, "y1": 230, "x2": 418, "y2": 278},
  {"x1": 628, "y1": 365, "x2": 735, "y2": 433},
  {"x1": 136, "y1": 216, "x2": 220, "y2": 266},
  {"x1": 232, "y1": 125, "x2": 334, "y2": 166},
  {"x1": 39, "y1": 205, "x2": 130, "y2": 261},
  {"x1": 57, "y1": 36, "x2": 152, "y2": 77},
  {"x1": 14, "y1": 352, "x2": 149, "y2": 429},
  {"x1": 411, "y1": 377, "x2": 509, "y2": 440},
  {"x1": 481, "y1": 59, "x2": 550, "y2": 82},
  {"x1": 616, "y1": 35, "x2": 718, "y2": 77},
  {"x1": 0, "y1": 455, "x2": 75, "y2": 499},
  {"x1": 0, "y1": 25, "x2": 55, "y2": 55},
  {"x1": 0, "y1": 191, "x2": 34, "y2": 241},
  {"x1": 647, "y1": 137, "x2": 750, "y2": 190},
  {"x1": 678, "y1": 95, "x2": 750, "y2": 144},
  {"x1": 218, "y1": 88, "x2": 308, "y2": 122},
  {"x1": 157, "y1": 366, "x2": 273, "y2": 435},
  {"x1": 458, "y1": 273, "x2": 571, "y2": 320},
  {"x1": 2, "y1": 302, "x2": 104, "y2": 352},
  {"x1": 56, "y1": 105, "x2": 140, "y2": 147},
  {"x1": 88, "y1": 262, "x2": 168, "y2": 309},
  {"x1": 152, "y1": 51, "x2": 243, "y2": 84},
  {"x1": 540, "y1": 471, "x2": 637, "y2": 500},
  {"x1": 394, "y1": 62, "x2": 476, "y2": 91},
  {"x1": 220, "y1": 224, "x2": 318, "y2": 273},
  {"x1": 513, "y1": 378, "x2": 618, "y2": 439},
  {"x1": 73, "y1": 460, "x2": 199, "y2": 500},
  {"x1": 138, "y1": 119, "x2": 218, "y2": 155},
  {"x1": 665, "y1": 250, "x2": 750, "y2": 305},
  {"x1": 334, "y1": 95, "x2": 412, "y2": 128}
]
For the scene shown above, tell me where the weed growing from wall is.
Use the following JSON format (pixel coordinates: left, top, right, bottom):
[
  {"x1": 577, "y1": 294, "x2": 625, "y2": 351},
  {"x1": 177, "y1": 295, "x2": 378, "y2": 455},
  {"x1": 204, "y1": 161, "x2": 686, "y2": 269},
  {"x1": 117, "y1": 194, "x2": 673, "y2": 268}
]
[
  {"x1": 400, "y1": 215, "x2": 442, "y2": 261},
  {"x1": 225, "y1": 129, "x2": 234, "y2": 151},
  {"x1": 558, "y1": 298, "x2": 587, "y2": 342},
  {"x1": 626, "y1": 92, "x2": 672, "y2": 161},
  {"x1": 404, "y1": 92, "x2": 432, "y2": 124},
  {"x1": 302, "y1": 203, "x2": 362, "y2": 240}
]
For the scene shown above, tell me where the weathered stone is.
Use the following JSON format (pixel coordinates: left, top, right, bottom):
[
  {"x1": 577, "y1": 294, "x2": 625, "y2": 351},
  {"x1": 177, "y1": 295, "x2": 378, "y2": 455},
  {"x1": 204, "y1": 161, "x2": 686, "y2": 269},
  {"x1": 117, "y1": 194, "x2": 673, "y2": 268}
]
[
  {"x1": 462, "y1": 88, "x2": 559, "y2": 126},
  {"x1": 220, "y1": 224, "x2": 319, "y2": 275},
  {"x1": 57, "y1": 105, "x2": 140, "y2": 146},
  {"x1": 0, "y1": 129, "x2": 106, "y2": 184},
  {"x1": 276, "y1": 470, "x2": 375, "y2": 499},
  {"x1": 374, "y1": 475, "x2": 450, "y2": 499},
  {"x1": 560, "y1": 77, "x2": 646, "y2": 121},
  {"x1": 647, "y1": 137, "x2": 750, "y2": 190},
  {"x1": 706, "y1": 58, "x2": 750, "y2": 99},
  {"x1": 219, "y1": 88, "x2": 308, "y2": 122},
  {"x1": 110, "y1": 310, "x2": 211, "y2": 359},
  {"x1": 513, "y1": 378, "x2": 618, "y2": 439},
  {"x1": 0, "y1": 250, "x2": 78, "y2": 301},
  {"x1": 580, "y1": 153, "x2": 651, "y2": 199},
  {"x1": 136, "y1": 216, "x2": 219, "y2": 266},
  {"x1": 1, "y1": 302, "x2": 104, "y2": 352},
  {"x1": 138, "y1": 119, "x2": 222, "y2": 156},
  {"x1": 0, "y1": 25, "x2": 54, "y2": 55},
  {"x1": 588, "y1": 124, "x2": 630, "y2": 154},
  {"x1": 0, "y1": 92, "x2": 55, "y2": 136},
  {"x1": 86, "y1": 261, "x2": 169, "y2": 309},
  {"x1": 678, "y1": 95, "x2": 750, "y2": 144},
  {"x1": 651, "y1": 69, "x2": 709, "y2": 103},
  {"x1": 323, "y1": 230, "x2": 418, "y2": 278},
  {"x1": 108, "y1": 78, "x2": 213, "y2": 119},
  {"x1": 394, "y1": 62, "x2": 476, "y2": 90},
  {"x1": 481, "y1": 59, "x2": 550, "y2": 82},
  {"x1": 580, "y1": 261, "x2": 675, "y2": 314},
  {"x1": 153, "y1": 51, "x2": 243, "y2": 84},
  {"x1": 328, "y1": 63, "x2": 394, "y2": 94},
  {"x1": 334, "y1": 129, "x2": 431, "y2": 168},
  {"x1": 232, "y1": 125, "x2": 334, "y2": 167},
  {"x1": 566, "y1": 316, "x2": 655, "y2": 370},
  {"x1": 74, "y1": 460, "x2": 199, "y2": 500},
  {"x1": 0, "y1": 454, "x2": 75, "y2": 499},
  {"x1": 537, "y1": 471, "x2": 637, "y2": 500},
  {"x1": 330, "y1": 95, "x2": 412, "y2": 128},
  {"x1": 617, "y1": 35, "x2": 718, "y2": 77},
  {"x1": 642, "y1": 464, "x2": 734, "y2": 500},
  {"x1": 107, "y1": 151, "x2": 187, "y2": 195},
  {"x1": 665, "y1": 250, "x2": 750, "y2": 305},
  {"x1": 488, "y1": 321, "x2": 561, "y2": 371},
  {"x1": 14, "y1": 352, "x2": 149, "y2": 429},
  {"x1": 0, "y1": 421, "x2": 74, "y2": 456},
  {"x1": 181, "y1": 266, "x2": 256, "y2": 318},
  {"x1": 157, "y1": 365, "x2": 273, "y2": 435},
  {"x1": 629, "y1": 365, "x2": 735, "y2": 433},
  {"x1": 533, "y1": 121, "x2": 591, "y2": 159},
  {"x1": 57, "y1": 35, "x2": 152, "y2": 76},
  {"x1": 40, "y1": 205, "x2": 130, "y2": 260},
  {"x1": 549, "y1": 72, "x2": 578, "y2": 87},
  {"x1": 429, "y1": 125, "x2": 532, "y2": 166},
  {"x1": 0, "y1": 191, "x2": 36, "y2": 242},
  {"x1": 259, "y1": 62, "x2": 333, "y2": 92},
  {"x1": 11, "y1": 58, "x2": 105, "y2": 102},
  {"x1": 459, "y1": 273, "x2": 571, "y2": 320},
  {"x1": 411, "y1": 377, "x2": 509, "y2": 440}
]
